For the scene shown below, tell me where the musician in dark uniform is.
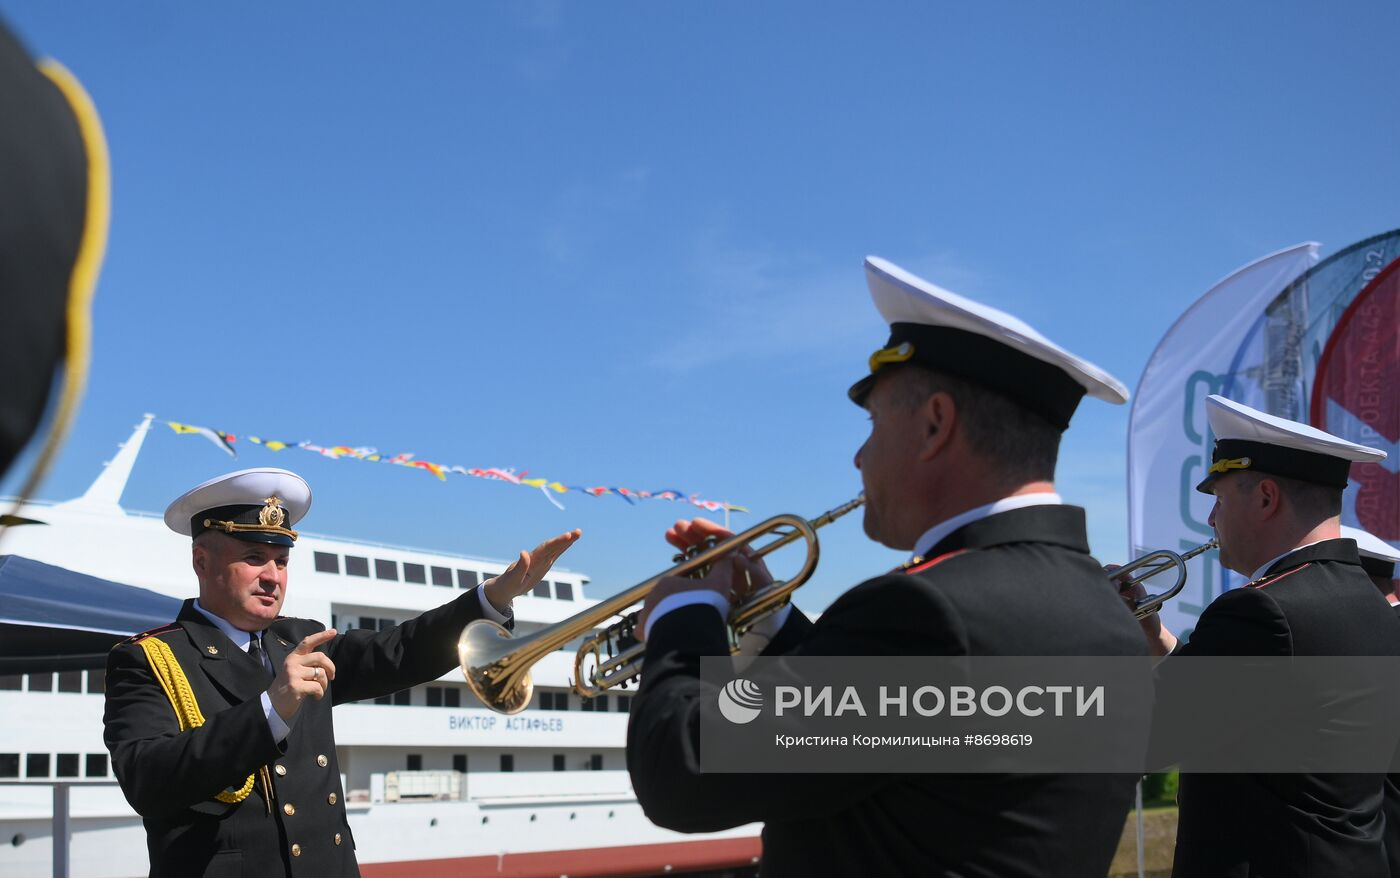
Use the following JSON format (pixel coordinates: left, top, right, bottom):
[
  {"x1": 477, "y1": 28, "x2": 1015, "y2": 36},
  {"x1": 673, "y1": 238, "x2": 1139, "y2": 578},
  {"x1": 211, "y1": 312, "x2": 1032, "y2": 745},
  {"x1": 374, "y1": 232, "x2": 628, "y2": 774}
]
[
  {"x1": 627, "y1": 256, "x2": 1148, "y2": 877},
  {"x1": 1134, "y1": 395, "x2": 1399, "y2": 878},
  {"x1": 1345, "y1": 525, "x2": 1400, "y2": 606},
  {"x1": 1345, "y1": 526, "x2": 1400, "y2": 878},
  {"x1": 103, "y1": 468, "x2": 579, "y2": 878}
]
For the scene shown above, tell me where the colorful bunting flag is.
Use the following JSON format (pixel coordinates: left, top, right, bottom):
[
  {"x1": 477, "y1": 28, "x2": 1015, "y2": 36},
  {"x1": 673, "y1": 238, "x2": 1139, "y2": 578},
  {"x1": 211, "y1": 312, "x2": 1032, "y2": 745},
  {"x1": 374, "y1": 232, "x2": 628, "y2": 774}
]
[
  {"x1": 156, "y1": 415, "x2": 745, "y2": 513},
  {"x1": 166, "y1": 421, "x2": 236, "y2": 458}
]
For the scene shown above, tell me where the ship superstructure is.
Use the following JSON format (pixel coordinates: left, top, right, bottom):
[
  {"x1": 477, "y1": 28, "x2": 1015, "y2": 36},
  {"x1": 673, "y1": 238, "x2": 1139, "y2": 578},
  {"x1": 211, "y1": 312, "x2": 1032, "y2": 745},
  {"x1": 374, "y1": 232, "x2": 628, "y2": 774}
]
[{"x1": 0, "y1": 417, "x2": 759, "y2": 877}]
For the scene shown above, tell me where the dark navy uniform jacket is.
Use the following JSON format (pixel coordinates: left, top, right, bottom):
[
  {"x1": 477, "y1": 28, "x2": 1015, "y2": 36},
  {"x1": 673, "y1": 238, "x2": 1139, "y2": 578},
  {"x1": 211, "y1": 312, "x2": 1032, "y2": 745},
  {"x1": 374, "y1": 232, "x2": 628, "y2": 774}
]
[
  {"x1": 1162, "y1": 540, "x2": 1400, "y2": 878},
  {"x1": 628, "y1": 505, "x2": 1146, "y2": 878},
  {"x1": 104, "y1": 593, "x2": 504, "y2": 878}
]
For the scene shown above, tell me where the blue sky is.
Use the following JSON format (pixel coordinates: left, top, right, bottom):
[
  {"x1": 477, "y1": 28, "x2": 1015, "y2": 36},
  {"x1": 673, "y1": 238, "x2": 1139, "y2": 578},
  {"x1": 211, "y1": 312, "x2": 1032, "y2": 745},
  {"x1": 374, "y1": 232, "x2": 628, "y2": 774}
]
[{"x1": 4, "y1": 2, "x2": 1399, "y2": 610}]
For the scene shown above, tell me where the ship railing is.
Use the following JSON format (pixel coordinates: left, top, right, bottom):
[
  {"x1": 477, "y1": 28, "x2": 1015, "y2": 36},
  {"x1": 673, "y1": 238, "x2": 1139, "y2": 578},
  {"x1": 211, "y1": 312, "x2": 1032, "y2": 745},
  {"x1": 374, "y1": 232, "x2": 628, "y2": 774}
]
[{"x1": 0, "y1": 778, "x2": 119, "y2": 878}]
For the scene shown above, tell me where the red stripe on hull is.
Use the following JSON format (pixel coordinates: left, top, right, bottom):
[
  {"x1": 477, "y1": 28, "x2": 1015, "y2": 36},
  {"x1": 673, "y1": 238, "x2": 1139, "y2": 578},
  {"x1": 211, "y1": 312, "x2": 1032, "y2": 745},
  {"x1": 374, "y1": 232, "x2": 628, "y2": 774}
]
[{"x1": 359, "y1": 836, "x2": 761, "y2": 877}]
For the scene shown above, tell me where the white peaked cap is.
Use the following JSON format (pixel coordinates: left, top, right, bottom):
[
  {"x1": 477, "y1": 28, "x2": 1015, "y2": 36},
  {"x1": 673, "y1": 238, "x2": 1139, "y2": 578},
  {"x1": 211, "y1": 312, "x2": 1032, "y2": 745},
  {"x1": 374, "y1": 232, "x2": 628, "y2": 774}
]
[
  {"x1": 1197, "y1": 395, "x2": 1387, "y2": 493},
  {"x1": 164, "y1": 468, "x2": 312, "y2": 541},
  {"x1": 1341, "y1": 526, "x2": 1400, "y2": 565},
  {"x1": 849, "y1": 256, "x2": 1128, "y2": 430}
]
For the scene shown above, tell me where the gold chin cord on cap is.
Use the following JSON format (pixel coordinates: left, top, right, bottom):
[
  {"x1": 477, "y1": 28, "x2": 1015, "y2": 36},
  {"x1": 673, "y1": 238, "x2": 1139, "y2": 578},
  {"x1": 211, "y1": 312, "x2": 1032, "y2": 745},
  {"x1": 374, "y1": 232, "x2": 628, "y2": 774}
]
[
  {"x1": 203, "y1": 519, "x2": 299, "y2": 540},
  {"x1": 1207, "y1": 456, "x2": 1252, "y2": 476},
  {"x1": 868, "y1": 341, "x2": 915, "y2": 374},
  {"x1": 202, "y1": 496, "x2": 298, "y2": 539}
]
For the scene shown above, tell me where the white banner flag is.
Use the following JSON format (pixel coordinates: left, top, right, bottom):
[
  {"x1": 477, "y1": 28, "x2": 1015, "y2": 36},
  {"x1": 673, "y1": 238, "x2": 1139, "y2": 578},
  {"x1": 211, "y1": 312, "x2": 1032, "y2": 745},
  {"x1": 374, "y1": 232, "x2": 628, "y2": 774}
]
[{"x1": 1127, "y1": 242, "x2": 1319, "y2": 638}]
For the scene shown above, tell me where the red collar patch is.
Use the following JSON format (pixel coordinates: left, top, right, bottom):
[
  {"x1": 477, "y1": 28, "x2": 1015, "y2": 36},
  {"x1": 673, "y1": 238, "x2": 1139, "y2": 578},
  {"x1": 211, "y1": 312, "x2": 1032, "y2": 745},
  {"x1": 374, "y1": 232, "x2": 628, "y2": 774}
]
[
  {"x1": 1248, "y1": 563, "x2": 1311, "y2": 590},
  {"x1": 902, "y1": 548, "x2": 973, "y2": 575}
]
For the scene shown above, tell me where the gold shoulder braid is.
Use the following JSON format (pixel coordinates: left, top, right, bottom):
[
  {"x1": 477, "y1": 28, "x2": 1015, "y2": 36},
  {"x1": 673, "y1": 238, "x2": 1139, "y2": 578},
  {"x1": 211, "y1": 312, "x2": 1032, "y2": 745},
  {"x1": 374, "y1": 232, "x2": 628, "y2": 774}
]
[{"x1": 137, "y1": 637, "x2": 260, "y2": 805}]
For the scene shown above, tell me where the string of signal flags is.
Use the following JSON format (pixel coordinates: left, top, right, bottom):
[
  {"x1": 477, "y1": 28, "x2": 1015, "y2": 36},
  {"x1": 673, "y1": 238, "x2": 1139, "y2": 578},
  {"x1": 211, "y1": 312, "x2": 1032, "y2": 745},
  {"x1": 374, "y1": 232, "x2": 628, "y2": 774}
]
[{"x1": 159, "y1": 416, "x2": 747, "y2": 514}]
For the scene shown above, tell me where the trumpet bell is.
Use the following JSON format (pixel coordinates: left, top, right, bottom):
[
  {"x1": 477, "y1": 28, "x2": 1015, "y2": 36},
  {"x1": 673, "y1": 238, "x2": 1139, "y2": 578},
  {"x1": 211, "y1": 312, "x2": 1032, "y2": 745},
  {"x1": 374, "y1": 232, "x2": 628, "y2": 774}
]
[{"x1": 459, "y1": 619, "x2": 533, "y2": 715}]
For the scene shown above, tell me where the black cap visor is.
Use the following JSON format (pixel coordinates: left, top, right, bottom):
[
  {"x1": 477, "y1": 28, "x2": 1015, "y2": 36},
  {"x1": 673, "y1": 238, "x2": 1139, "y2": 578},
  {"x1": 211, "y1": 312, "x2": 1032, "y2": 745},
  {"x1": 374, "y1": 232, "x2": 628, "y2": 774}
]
[{"x1": 1195, "y1": 439, "x2": 1354, "y2": 494}]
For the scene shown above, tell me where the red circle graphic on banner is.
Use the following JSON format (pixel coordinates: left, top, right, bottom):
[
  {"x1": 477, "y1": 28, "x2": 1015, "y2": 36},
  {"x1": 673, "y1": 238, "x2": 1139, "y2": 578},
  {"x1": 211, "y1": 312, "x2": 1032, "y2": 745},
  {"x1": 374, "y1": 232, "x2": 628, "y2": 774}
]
[{"x1": 1310, "y1": 257, "x2": 1400, "y2": 541}]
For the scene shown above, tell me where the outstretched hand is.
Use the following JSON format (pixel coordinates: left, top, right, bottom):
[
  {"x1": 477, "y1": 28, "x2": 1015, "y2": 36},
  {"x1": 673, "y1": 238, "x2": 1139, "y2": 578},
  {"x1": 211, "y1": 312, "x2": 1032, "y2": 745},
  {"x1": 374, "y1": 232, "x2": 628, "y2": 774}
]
[{"x1": 483, "y1": 529, "x2": 582, "y2": 613}]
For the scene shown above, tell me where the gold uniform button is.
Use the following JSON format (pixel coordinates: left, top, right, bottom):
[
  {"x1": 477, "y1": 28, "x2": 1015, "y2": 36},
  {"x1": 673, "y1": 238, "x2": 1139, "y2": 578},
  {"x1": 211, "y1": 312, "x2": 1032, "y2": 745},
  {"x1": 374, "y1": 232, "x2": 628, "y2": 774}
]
[
  {"x1": 283, "y1": 803, "x2": 296, "y2": 816},
  {"x1": 317, "y1": 754, "x2": 328, "y2": 767},
  {"x1": 327, "y1": 793, "x2": 338, "y2": 805},
  {"x1": 334, "y1": 833, "x2": 342, "y2": 846},
  {"x1": 291, "y1": 844, "x2": 302, "y2": 857},
  {"x1": 275, "y1": 764, "x2": 287, "y2": 777}
]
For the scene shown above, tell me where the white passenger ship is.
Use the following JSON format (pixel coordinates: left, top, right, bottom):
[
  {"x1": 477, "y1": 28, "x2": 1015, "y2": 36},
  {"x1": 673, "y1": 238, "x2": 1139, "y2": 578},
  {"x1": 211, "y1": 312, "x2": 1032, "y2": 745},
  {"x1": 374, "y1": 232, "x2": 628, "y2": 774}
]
[{"x1": 0, "y1": 417, "x2": 760, "y2": 877}]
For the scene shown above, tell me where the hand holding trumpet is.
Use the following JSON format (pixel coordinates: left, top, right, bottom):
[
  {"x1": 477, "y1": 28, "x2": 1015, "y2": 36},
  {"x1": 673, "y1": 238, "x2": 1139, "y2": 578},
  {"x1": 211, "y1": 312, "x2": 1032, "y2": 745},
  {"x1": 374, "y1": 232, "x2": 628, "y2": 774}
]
[
  {"x1": 1108, "y1": 564, "x2": 1179, "y2": 657},
  {"x1": 635, "y1": 518, "x2": 775, "y2": 640}
]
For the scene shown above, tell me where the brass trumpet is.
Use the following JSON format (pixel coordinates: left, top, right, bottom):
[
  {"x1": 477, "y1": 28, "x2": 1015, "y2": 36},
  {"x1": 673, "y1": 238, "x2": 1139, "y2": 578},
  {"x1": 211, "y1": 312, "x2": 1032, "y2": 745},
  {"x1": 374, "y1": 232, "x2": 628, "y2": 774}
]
[
  {"x1": 1114, "y1": 539, "x2": 1219, "y2": 619},
  {"x1": 459, "y1": 495, "x2": 866, "y2": 715}
]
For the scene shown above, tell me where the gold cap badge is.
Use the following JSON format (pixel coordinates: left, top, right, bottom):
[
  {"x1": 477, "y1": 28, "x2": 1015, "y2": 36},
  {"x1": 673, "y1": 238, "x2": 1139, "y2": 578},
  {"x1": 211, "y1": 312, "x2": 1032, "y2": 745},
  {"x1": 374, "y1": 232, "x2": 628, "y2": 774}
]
[{"x1": 259, "y1": 496, "x2": 287, "y2": 528}]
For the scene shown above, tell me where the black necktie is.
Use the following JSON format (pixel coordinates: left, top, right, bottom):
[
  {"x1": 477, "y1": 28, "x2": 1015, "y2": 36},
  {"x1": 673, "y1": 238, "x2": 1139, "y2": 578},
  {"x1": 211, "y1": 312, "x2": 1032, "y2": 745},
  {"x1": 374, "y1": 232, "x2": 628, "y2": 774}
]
[{"x1": 248, "y1": 632, "x2": 271, "y2": 680}]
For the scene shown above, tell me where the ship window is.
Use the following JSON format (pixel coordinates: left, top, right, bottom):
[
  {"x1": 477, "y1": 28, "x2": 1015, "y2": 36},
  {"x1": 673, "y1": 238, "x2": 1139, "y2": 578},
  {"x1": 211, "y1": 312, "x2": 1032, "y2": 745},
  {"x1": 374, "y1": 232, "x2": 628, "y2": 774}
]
[
  {"x1": 426, "y1": 687, "x2": 443, "y2": 707},
  {"x1": 56, "y1": 754, "x2": 79, "y2": 778},
  {"x1": 358, "y1": 616, "x2": 377, "y2": 631},
  {"x1": 404, "y1": 563, "x2": 427, "y2": 584},
  {"x1": 375, "y1": 559, "x2": 399, "y2": 581},
  {"x1": 57, "y1": 672, "x2": 82, "y2": 693},
  {"x1": 590, "y1": 754, "x2": 603, "y2": 771},
  {"x1": 431, "y1": 566, "x2": 453, "y2": 587},
  {"x1": 28, "y1": 673, "x2": 52, "y2": 693},
  {"x1": 379, "y1": 618, "x2": 396, "y2": 632},
  {"x1": 85, "y1": 753, "x2": 108, "y2": 777},
  {"x1": 453, "y1": 754, "x2": 467, "y2": 773},
  {"x1": 617, "y1": 695, "x2": 630, "y2": 713},
  {"x1": 406, "y1": 754, "x2": 422, "y2": 771},
  {"x1": 596, "y1": 695, "x2": 609, "y2": 712},
  {"x1": 444, "y1": 687, "x2": 460, "y2": 708},
  {"x1": 0, "y1": 674, "x2": 20, "y2": 690},
  {"x1": 26, "y1": 754, "x2": 50, "y2": 778},
  {"x1": 457, "y1": 569, "x2": 479, "y2": 589},
  {"x1": 532, "y1": 581, "x2": 551, "y2": 599},
  {"x1": 392, "y1": 689, "x2": 411, "y2": 706},
  {"x1": 500, "y1": 754, "x2": 514, "y2": 772},
  {"x1": 556, "y1": 694, "x2": 569, "y2": 712},
  {"x1": 553, "y1": 754, "x2": 565, "y2": 772},
  {"x1": 345, "y1": 556, "x2": 369, "y2": 577},
  {"x1": 0, "y1": 754, "x2": 16, "y2": 777},
  {"x1": 580, "y1": 697, "x2": 594, "y2": 712},
  {"x1": 314, "y1": 552, "x2": 340, "y2": 574},
  {"x1": 556, "y1": 582, "x2": 575, "y2": 601},
  {"x1": 86, "y1": 670, "x2": 105, "y2": 694},
  {"x1": 539, "y1": 692, "x2": 553, "y2": 710}
]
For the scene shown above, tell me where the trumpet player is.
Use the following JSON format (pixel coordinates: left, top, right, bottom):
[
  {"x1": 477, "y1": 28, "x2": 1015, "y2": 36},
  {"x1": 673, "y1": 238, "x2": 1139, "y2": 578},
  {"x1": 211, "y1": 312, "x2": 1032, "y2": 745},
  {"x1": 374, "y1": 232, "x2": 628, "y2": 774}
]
[
  {"x1": 1128, "y1": 396, "x2": 1400, "y2": 878},
  {"x1": 627, "y1": 257, "x2": 1147, "y2": 877}
]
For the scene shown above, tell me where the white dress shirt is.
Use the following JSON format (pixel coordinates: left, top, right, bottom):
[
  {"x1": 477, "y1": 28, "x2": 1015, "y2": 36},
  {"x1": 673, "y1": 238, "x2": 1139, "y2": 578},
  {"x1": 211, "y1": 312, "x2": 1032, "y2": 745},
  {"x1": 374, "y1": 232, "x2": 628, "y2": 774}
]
[
  {"x1": 642, "y1": 492, "x2": 1064, "y2": 643},
  {"x1": 911, "y1": 492, "x2": 1063, "y2": 560}
]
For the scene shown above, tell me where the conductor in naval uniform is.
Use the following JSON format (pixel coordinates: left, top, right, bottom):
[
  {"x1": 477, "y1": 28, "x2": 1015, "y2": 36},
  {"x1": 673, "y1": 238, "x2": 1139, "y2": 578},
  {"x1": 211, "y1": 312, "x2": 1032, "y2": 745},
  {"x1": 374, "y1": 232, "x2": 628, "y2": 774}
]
[
  {"x1": 626, "y1": 257, "x2": 1148, "y2": 877},
  {"x1": 1133, "y1": 395, "x2": 1400, "y2": 878},
  {"x1": 102, "y1": 468, "x2": 580, "y2": 877}
]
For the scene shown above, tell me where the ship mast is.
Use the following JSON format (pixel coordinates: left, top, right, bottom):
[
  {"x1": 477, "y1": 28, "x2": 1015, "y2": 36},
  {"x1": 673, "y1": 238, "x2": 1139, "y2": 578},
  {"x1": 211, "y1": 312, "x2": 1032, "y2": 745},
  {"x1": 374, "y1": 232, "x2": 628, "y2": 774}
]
[{"x1": 62, "y1": 414, "x2": 155, "y2": 513}]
